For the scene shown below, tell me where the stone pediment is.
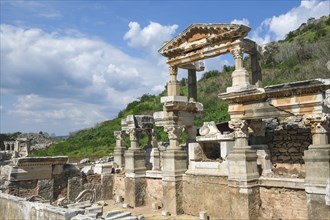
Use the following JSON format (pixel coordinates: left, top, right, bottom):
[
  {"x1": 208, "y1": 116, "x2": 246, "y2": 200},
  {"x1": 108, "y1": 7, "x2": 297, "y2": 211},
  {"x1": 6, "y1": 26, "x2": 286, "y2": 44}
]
[{"x1": 159, "y1": 24, "x2": 250, "y2": 58}]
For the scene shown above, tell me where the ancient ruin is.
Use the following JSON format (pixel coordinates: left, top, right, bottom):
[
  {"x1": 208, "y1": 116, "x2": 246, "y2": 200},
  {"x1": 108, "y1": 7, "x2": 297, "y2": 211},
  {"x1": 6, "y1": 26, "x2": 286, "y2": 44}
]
[{"x1": 1, "y1": 23, "x2": 329, "y2": 220}]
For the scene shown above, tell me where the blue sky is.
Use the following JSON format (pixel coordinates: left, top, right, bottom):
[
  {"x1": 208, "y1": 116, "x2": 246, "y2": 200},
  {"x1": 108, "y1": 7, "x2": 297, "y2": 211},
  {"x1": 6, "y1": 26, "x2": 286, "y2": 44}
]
[{"x1": 1, "y1": 0, "x2": 329, "y2": 135}]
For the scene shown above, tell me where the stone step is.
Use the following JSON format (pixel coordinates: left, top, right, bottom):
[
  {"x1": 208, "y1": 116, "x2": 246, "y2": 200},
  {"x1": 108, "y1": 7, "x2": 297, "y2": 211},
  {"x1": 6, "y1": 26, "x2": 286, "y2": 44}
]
[
  {"x1": 116, "y1": 216, "x2": 138, "y2": 220},
  {"x1": 102, "y1": 210, "x2": 123, "y2": 219},
  {"x1": 105, "y1": 211, "x2": 132, "y2": 220}
]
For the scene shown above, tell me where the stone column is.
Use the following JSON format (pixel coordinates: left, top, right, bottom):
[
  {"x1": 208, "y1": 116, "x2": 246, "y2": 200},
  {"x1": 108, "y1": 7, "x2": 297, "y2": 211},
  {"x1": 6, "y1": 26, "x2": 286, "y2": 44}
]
[
  {"x1": 303, "y1": 116, "x2": 330, "y2": 219},
  {"x1": 185, "y1": 125, "x2": 196, "y2": 144},
  {"x1": 188, "y1": 69, "x2": 197, "y2": 101},
  {"x1": 227, "y1": 119, "x2": 260, "y2": 219},
  {"x1": 250, "y1": 53, "x2": 262, "y2": 87},
  {"x1": 167, "y1": 65, "x2": 180, "y2": 96},
  {"x1": 150, "y1": 129, "x2": 160, "y2": 171},
  {"x1": 124, "y1": 128, "x2": 146, "y2": 207},
  {"x1": 162, "y1": 125, "x2": 187, "y2": 215},
  {"x1": 114, "y1": 130, "x2": 126, "y2": 168},
  {"x1": 227, "y1": 43, "x2": 251, "y2": 93}
]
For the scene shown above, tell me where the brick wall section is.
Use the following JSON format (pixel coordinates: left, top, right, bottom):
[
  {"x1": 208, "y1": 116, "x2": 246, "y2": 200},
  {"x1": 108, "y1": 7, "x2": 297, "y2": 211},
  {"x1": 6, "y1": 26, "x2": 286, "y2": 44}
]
[
  {"x1": 266, "y1": 127, "x2": 311, "y2": 164},
  {"x1": 259, "y1": 187, "x2": 307, "y2": 219}
]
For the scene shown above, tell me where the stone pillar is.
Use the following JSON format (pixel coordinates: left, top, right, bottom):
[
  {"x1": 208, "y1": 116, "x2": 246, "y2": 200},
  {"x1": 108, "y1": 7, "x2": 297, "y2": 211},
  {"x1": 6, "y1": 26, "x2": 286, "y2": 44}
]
[
  {"x1": 227, "y1": 119, "x2": 260, "y2": 219},
  {"x1": 227, "y1": 43, "x2": 251, "y2": 93},
  {"x1": 303, "y1": 116, "x2": 330, "y2": 219},
  {"x1": 185, "y1": 125, "x2": 196, "y2": 144},
  {"x1": 188, "y1": 69, "x2": 197, "y2": 101},
  {"x1": 167, "y1": 65, "x2": 180, "y2": 96},
  {"x1": 114, "y1": 130, "x2": 126, "y2": 168},
  {"x1": 162, "y1": 125, "x2": 187, "y2": 215},
  {"x1": 124, "y1": 128, "x2": 146, "y2": 207},
  {"x1": 150, "y1": 129, "x2": 160, "y2": 171},
  {"x1": 250, "y1": 53, "x2": 262, "y2": 87}
]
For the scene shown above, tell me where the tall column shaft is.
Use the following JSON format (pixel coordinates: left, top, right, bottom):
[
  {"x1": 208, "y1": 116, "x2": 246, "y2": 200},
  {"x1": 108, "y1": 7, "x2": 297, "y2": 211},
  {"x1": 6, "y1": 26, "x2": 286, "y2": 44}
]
[
  {"x1": 114, "y1": 131, "x2": 126, "y2": 168},
  {"x1": 188, "y1": 69, "x2": 197, "y2": 101},
  {"x1": 167, "y1": 66, "x2": 180, "y2": 96}
]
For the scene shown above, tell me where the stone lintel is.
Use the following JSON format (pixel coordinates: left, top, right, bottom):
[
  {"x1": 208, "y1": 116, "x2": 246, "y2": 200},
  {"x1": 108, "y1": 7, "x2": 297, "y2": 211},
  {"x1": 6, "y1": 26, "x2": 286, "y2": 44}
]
[
  {"x1": 178, "y1": 61, "x2": 205, "y2": 71},
  {"x1": 13, "y1": 156, "x2": 68, "y2": 166},
  {"x1": 161, "y1": 96, "x2": 188, "y2": 103},
  {"x1": 196, "y1": 133, "x2": 234, "y2": 142}
]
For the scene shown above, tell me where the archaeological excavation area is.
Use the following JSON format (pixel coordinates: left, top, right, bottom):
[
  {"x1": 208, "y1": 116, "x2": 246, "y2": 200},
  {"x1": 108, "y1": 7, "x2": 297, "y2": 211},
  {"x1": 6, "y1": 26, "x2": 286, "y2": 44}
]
[{"x1": 1, "y1": 23, "x2": 330, "y2": 220}]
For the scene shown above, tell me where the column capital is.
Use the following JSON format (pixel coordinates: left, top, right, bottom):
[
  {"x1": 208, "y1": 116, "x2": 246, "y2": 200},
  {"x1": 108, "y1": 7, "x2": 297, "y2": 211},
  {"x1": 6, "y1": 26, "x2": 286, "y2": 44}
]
[
  {"x1": 304, "y1": 114, "x2": 330, "y2": 134},
  {"x1": 114, "y1": 130, "x2": 125, "y2": 140},
  {"x1": 230, "y1": 44, "x2": 244, "y2": 60},
  {"x1": 164, "y1": 125, "x2": 184, "y2": 140},
  {"x1": 169, "y1": 65, "x2": 178, "y2": 76},
  {"x1": 127, "y1": 128, "x2": 142, "y2": 142},
  {"x1": 229, "y1": 119, "x2": 248, "y2": 138}
]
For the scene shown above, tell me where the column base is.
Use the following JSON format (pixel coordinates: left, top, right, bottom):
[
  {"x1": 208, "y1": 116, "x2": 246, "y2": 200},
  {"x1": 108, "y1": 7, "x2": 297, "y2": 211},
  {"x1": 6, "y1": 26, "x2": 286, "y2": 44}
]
[
  {"x1": 227, "y1": 148, "x2": 259, "y2": 182},
  {"x1": 162, "y1": 179, "x2": 184, "y2": 215},
  {"x1": 229, "y1": 185, "x2": 261, "y2": 220},
  {"x1": 124, "y1": 149, "x2": 146, "y2": 175},
  {"x1": 306, "y1": 193, "x2": 330, "y2": 219},
  {"x1": 162, "y1": 149, "x2": 187, "y2": 180}
]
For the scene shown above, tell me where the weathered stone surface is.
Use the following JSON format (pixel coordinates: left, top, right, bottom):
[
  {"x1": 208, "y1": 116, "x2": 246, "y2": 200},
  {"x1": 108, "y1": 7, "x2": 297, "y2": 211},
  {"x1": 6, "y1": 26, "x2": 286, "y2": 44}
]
[
  {"x1": 84, "y1": 205, "x2": 103, "y2": 216},
  {"x1": 145, "y1": 178, "x2": 162, "y2": 205},
  {"x1": 100, "y1": 173, "x2": 113, "y2": 200},
  {"x1": 183, "y1": 175, "x2": 230, "y2": 218},
  {"x1": 162, "y1": 180, "x2": 184, "y2": 215},
  {"x1": 259, "y1": 187, "x2": 307, "y2": 219},
  {"x1": 36, "y1": 179, "x2": 54, "y2": 201},
  {"x1": 124, "y1": 177, "x2": 146, "y2": 207},
  {"x1": 67, "y1": 177, "x2": 83, "y2": 202},
  {"x1": 113, "y1": 173, "x2": 125, "y2": 200},
  {"x1": 0, "y1": 192, "x2": 82, "y2": 220}
]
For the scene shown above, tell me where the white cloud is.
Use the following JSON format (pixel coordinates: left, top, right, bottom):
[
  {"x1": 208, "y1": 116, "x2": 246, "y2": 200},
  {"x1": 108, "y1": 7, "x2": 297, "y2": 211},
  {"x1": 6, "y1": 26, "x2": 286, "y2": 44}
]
[
  {"x1": 9, "y1": 94, "x2": 107, "y2": 126},
  {"x1": 0, "y1": 24, "x2": 172, "y2": 134},
  {"x1": 124, "y1": 21, "x2": 178, "y2": 57},
  {"x1": 251, "y1": 0, "x2": 329, "y2": 44},
  {"x1": 231, "y1": 18, "x2": 250, "y2": 26}
]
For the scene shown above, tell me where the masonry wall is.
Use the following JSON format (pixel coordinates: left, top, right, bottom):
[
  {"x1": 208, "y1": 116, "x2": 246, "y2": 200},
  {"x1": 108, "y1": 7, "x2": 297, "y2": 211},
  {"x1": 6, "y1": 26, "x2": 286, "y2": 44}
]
[
  {"x1": 265, "y1": 123, "x2": 311, "y2": 178},
  {"x1": 259, "y1": 187, "x2": 307, "y2": 219},
  {"x1": 267, "y1": 127, "x2": 311, "y2": 164},
  {"x1": 182, "y1": 174, "x2": 230, "y2": 218},
  {"x1": 113, "y1": 173, "x2": 125, "y2": 200},
  {"x1": 145, "y1": 178, "x2": 162, "y2": 205}
]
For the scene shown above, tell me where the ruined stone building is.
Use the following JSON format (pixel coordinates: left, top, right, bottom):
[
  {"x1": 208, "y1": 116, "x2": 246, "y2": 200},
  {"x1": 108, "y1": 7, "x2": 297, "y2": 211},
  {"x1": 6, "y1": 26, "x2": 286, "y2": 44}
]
[{"x1": 0, "y1": 23, "x2": 329, "y2": 220}]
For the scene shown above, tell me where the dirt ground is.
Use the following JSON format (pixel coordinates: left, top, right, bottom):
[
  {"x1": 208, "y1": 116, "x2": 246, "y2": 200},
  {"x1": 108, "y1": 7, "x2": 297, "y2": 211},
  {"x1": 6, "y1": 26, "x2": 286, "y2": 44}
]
[{"x1": 102, "y1": 199, "x2": 199, "y2": 220}]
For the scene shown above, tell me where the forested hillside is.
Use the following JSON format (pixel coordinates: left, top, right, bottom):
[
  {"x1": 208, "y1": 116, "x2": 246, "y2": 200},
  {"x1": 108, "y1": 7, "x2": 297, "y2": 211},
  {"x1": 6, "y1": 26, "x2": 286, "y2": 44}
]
[{"x1": 32, "y1": 16, "x2": 330, "y2": 158}]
